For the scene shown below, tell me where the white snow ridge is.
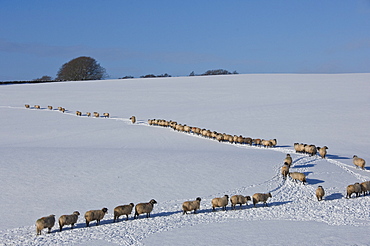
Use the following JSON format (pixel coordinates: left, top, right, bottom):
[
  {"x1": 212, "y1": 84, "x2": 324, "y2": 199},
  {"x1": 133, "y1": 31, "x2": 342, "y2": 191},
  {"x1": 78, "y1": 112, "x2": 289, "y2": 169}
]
[{"x1": 0, "y1": 74, "x2": 369, "y2": 245}]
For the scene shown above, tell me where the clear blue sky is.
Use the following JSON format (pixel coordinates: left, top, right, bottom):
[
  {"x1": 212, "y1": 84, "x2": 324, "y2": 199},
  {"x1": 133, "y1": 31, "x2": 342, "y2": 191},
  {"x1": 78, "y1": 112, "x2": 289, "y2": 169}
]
[{"x1": 1, "y1": 0, "x2": 370, "y2": 80}]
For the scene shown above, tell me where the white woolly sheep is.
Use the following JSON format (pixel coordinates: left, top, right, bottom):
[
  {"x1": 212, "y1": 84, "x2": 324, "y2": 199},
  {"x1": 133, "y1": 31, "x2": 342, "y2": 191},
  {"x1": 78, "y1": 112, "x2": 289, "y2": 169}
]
[
  {"x1": 270, "y1": 139, "x2": 277, "y2": 147},
  {"x1": 36, "y1": 214, "x2": 55, "y2": 235},
  {"x1": 353, "y1": 155, "x2": 366, "y2": 170},
  {"x1": 360, "y1": 181, "x2": 370, "y2": 196},
  {"x1": 305, "y1": 144, "x2": 317, "y2": 156},
  {"x1": 103, "y1": 113, "x2": 109, "y2": 118},
  {"x1": 261, "y1": 139, "x2": 272, "y2": 148},
  {"x1": 252, "y1": 193, "x2": 272, "y2": 207},
  {"x1": 93, "y1": 112, "x2": 99, "y2": 118},
  {"x1": 346, "y1": 183, "x2": 362, "y2": 198},
  {"x1": 317, "y1": 146, "x2": 328, "y2": 158},
  {"x1": 25, "y1": 104, "x2": 30, "y2": 108},
  {"x1": 284, "y1": 154, "x2": 293, "y2": 167},
  {"x1": 281, "y1": 163, "x2": 290, "y2": 179},
  {"x1": 58, "y1": 211, "x2": 80, "y2": 232},
  {"x1": 85, "y1": 208, "x2": 108, "y2": 227},
  {"x1": 316, "y1": 186, "x2": 325, "y2": 201},
  {"x1": 34, "y1": 105, "x2": 41, "y2": 109},
  {"x1": 130, "y1": 116, "x2": 136, "y2": 124},
  {"x1": 294, "y1": 143, "x2": 305, "y2": 153},
  {"x1": 211, "y1": 195, "x2": 229, "y2": 211},
  {"x1": 134, "y1": 199, "x2": 157, "y2": 219},
  {"x1": 113, "y1": 203, "x2": 134, "y2": 222},
  {"x1": 230, "y1": 195, "x2": 251, "y2": 210},
  {"x1": 76, "y1": 111, "x2": 82, "y2": 116},
  {"x1": 58, "y1": 107, "x2": 63, "y2": 111},
  {"x1": 48, "y1": 106, "x2": 53, "y2": 110},
  {"x1": 289, "y1": 172, "x2": 307, "y2": 184},
  {"x1": 182, "y1": 197, "x2": 201, "y2": 214}
]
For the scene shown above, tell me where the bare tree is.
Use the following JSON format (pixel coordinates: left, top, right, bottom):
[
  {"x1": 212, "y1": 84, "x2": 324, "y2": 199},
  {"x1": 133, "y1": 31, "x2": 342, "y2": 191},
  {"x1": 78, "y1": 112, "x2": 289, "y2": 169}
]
[{"x1": 56, "y1": 56, "x2": 107, "y2": 81}]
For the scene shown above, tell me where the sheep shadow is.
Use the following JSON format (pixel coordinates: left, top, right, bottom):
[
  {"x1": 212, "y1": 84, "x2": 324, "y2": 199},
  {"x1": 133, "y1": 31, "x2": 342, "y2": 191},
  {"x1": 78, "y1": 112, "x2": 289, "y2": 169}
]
[
  {"x1": 253, "y1": 201, "x2": 292, "y2": 208},
  {"x1": 277, "y1": 145, "x2": 291, "y2": 148},
  {"x1": 306, "y1": 178, "x2": 325, "y2": 185},
  {"x1": 326, "y1": 154, "x2": 350, "y2": 160},
  {"x1": 151, "y1": 210, "x2": 181, "y2": 218},
  {"x1": 325, "y1": 193, "x2": 344, "y2": 201},
  {"x1": 292, "y1": 164, "x2": 315, "y2": 168}
]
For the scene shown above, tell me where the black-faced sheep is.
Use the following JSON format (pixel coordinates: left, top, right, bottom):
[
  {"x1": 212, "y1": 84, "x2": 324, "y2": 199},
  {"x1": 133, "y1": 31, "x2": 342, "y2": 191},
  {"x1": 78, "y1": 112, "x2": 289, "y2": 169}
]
[
  {"x1": 289, "y1": 172, "x2": 307, "y2": 184},
  {"x1": 346, "y1": 183, "x2": 362, "y2": 198},
  {"x1": 48, "y1": 106, "x2": 53, "y2": 110},
  {"x1": 25, "y1": 104, "x2": 30, "y2": 108},
  {"x1": 281, "y1": 163, "x2": 290, "y2": 179},
  {"x1": 284, "y1": 154, "x2": 293, "y2": 167},
  {"x1": 360, "y1": 181, "x2": 370, "y2": 196},
  {"x1": 252, "y1": 193, "x2": 272, "y2": 207},
  {"x1": 76, "y1": 111, "x2": 82, "y2": 116},
  {"x1": 85, "y1": 208, "x2": 108, "y2": 227},
  {"x1": 134, "y1": 199, "x2": 157, "y2": 219},
  {"x1": 130, "y1": 116, "x2": 136, "y2": 124},
  {"x1": 182, "y1": 197, "x2": 201, "y2": 214},
  {"x1": 294, "y1": 143, "x2": 305, "y2": 153},
  {"x1": 353, "y1": 155, "x2": 366, "y2": 170},
  {"x1": 211, "y1": 195, "x2": 229, "y2": 211},
  {"x1": 317, "y1": 146, "x2": 328, "y2": 158},
  {"x1": 103, "y1": 113, "x2": 109, "y2": 118},
  {"x1": 230, "y1": 195, "x2": 251, "y2": 210},
  {"x1": 86, "y1": 112, "x2": 91, "y2": 117},
  {"x1": 93, "y1": 112, "x2": 99, "y2": 118},
  {"x1": 114, "y1": 203, "x2": 134, "y2": 222},
  {"x1": 36, "y1": 214, "x2": 55, "y2": 235},
  {"x1": 59, "y1": 211, "x2": 80, "y2": 231},
  {"x1": 34, "y1": 105, "x2": 41, "y2": 109},
  {"x1": 316, "y1": 186, "x2": 325, "y2": 201}
]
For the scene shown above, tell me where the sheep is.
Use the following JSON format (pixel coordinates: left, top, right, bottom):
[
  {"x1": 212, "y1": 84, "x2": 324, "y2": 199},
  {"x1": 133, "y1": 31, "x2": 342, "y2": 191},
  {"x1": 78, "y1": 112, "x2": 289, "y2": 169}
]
[
  {"x1": 270, "y1": 139, "x2": 277, "y2": 147},
  {"x1": 316, "y1": 186, "x2": 325, "y2": 201},
  {"x1": 76, "y1": 111, "x2": 82, "y2": 116},
  {"x1": 130, "y1": 116, "x2": 136, "y2": 124},
  {"x1": 84, "y1": 208, "x2": 108, "y2": 227},
  {"x1": 25, "y1": 104, "x2": 30, "y2": 108},
  {"x1": 182, "y1": 197, "x2": 201, "y2": 214},
  {"x1": 294, "y1": 143, "x2": 305, "y2": 153},
  {"x1": 360, "y1": 181, "x2": 370, "y2": 196},
  {"x1": 305, "y1": 144, "x2": 317, "y2": 156},
  {"x1": 211, "y1": 195, "x2": 229, "y2": 211},
  {"x1": 58, "y1": 107, "x2": 63, "y2": 111},
  {"x1": 58, "y1": 211, "x2": 80, "y2": 232},
  {"x1": 289, "y1": 172, "x2": 307, "y2": 184},
  {"x1": 281, "y1": 163, "x2": 290, "y2": 179},
  {"x1": 48, "y1": 106, "x2": 53, "y2": 110},
  {"x1": 134, "y1": 199, "x2": 157, "y2": 219},
  {"x1": 113, "y1": 203, "x2": 134, "y2": 222},
  {"x1": 36, "y1": 214, "x2": 55, "y2": 235},
  {"x1": 346, "y1": 183, "x2": 362, "y2": 198},
  {"x1": 34, "y1": 105, "x2": 41, "y2": 109},
  {"x1": 353, "y1": 155, "x2": 366, "y2": 170},
  {"x1": 86, "y1": 112, "x2": 91, "y2": 117},
  {"x1": 103, "y1": 113, "x2": 109, "y2": 118},
  {"x1": 252, "y1": 193, "x2": 272, "y2": 207},
  {"x1": 230, "y1": 195, "x2": 251, "y2": 210},
  {"x1": 261, "y1": 139, "x2": 272, "y2": 148},
  {"x1": 317, "y1": 146, "x2": 328, "y2": 158},
  {"x1": 253, "y1": 138, "x2": 262, "y2": 146},
  {"x1": 61, "y1": 108, "x2": 66, "y2": 113},
  {"x1": 93, "y1": 112, "x2": 99, "y2": 118},
  {"x1": 283, "y1": 154, "x2": 293, "y2": 167}
]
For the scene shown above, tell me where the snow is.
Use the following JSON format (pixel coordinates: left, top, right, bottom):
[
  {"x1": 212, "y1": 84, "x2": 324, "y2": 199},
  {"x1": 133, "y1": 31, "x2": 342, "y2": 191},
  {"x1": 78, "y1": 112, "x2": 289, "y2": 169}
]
[{"x1": 0, "y1": 73, "x2": 369, "y2": 245}]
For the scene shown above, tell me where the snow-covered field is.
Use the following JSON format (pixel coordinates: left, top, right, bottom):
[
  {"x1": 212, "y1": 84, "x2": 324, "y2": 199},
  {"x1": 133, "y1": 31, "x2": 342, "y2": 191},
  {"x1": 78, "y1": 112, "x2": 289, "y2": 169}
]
[{"x1": 0, "y1": 74, "x2": 369, "y2": 245}]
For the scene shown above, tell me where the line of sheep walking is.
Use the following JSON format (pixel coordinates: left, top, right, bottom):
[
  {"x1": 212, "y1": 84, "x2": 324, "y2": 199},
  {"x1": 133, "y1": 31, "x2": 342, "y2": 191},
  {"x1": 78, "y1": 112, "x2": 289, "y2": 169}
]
[
  {"x1": 279, "y1": 153, "x2": 369, "y2": 201},
  {"x1": 35, "y1": 192, "x2": 273, "y2": 236},
  {"x1": 148, "y1": 118, "x2": 277, "y2": 147}
]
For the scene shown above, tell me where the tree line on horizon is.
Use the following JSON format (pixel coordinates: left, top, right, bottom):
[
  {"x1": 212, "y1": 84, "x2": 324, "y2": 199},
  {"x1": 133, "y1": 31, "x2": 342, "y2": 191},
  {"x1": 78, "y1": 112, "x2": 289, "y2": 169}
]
[{"x1": 0, "y1": 56, "x2": 238, "y2": 84}]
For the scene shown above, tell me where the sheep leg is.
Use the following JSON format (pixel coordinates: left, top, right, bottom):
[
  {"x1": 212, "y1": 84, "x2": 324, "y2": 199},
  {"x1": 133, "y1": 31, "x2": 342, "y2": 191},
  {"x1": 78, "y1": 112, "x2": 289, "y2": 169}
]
[
  {"x1": 86, "y1": 221, "x2": 90, "y2": 227},
  {"x1": 126, "y1": 215, "x2": 129, "y2": 220},
  {"x1": 71, "y1": 223, "x2": 74, "y2": 229},
  {"x1": 48, "y1": 227, "x2": 52, "y2": 233}
]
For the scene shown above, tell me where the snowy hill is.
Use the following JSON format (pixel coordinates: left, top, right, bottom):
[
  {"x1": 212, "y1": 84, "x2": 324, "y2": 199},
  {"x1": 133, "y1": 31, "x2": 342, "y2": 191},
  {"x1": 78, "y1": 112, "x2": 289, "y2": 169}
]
[{"x1": 0, "y1": 74, "x2": 369, "y2": 245}]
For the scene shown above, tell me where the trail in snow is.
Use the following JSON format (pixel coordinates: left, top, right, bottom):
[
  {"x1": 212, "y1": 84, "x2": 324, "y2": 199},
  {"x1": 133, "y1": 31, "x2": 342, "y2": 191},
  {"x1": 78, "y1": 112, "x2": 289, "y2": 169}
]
[{"x1": 1, "y1": 105, "x2": 369, "y2": 245}]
